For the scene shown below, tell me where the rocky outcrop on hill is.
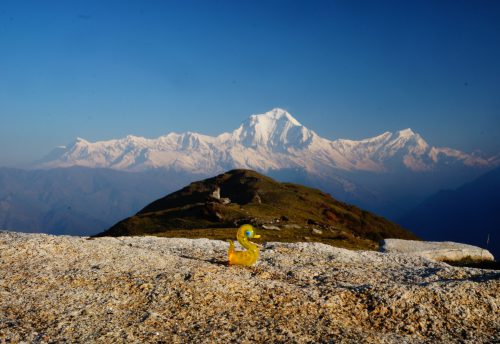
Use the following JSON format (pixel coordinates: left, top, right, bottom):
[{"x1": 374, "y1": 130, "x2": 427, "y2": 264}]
[
  {"x1": 98, "y1": 169, "x2": 416, "y2": 252},
  {"x1": 381, "y1": 239, "x2": 495, "y2": 262},
  {"x1": 0, "y1": 231, "x2": 499, "y2": 343}
]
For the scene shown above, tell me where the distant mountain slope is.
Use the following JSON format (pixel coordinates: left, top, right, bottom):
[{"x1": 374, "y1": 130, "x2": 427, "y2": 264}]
[
  {"x1": 98, "y1": 169, "x2": 417, "y2": 251},
  {"x1": 399, "y1": 167, "x2": 500, "y2": 258},
  {"x1": 0, "y1": 167, "x2": 199, "y2": 235},
  {"x1": 37, "y1": 108, "x2": 494, "y2": 174}
]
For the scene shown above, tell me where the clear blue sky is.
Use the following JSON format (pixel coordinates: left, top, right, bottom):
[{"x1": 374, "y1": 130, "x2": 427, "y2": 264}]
[{"x1": 1, "y1": 0, "x2": 499, "y2": 166}]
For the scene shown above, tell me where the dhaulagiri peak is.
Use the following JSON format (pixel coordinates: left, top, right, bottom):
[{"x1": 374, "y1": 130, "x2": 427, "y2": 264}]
[
  {"x1": 396, "y1": 128, "x2": 417, "y2": 138},
  {"x1": 233, "y1": 108, "x2": 315, "y2": 147},
  {"x1": 394, "y1": 128, "x2": 428, "y2": 147},
  {"x1": 249, "y1": 108, "x2": 302, "y2": 126}
]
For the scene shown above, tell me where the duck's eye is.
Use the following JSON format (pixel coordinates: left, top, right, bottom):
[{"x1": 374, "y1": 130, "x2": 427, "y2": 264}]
[{"x1": 245, "y1": 230, "x2": 252, "y2": 237}]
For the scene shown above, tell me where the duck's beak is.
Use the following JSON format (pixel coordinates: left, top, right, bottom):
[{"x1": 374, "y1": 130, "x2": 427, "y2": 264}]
[{"x1": 254, "y1": 234, "x2": 261, "y2": 239}]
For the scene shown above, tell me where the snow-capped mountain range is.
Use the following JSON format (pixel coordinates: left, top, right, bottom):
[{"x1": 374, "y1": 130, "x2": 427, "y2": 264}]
[{"x1": 38, "y1": 108, "x2": 495, "y2": 175}]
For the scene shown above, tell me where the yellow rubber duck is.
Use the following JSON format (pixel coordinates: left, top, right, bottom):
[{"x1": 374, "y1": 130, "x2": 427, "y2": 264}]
[{"x1": 228, "y1": 224, "x2": 261, "y2": 266}]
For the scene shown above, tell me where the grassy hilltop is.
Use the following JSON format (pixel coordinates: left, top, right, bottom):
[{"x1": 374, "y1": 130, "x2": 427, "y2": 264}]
[{"x1": 98, "y1": 169, "x2": 417, "y2": 250}]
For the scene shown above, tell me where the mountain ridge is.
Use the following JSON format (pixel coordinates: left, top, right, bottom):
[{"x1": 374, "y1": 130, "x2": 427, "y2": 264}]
[{"x1": 36, "y1": 108, "x2": 496, "y2": 174}]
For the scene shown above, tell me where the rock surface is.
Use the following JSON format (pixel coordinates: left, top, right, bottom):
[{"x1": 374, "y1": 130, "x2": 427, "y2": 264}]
[
  {"x1": 381, "y1": 238, "x2": 495, "y2": 262},
  {"x1": 0, "y1": 231, "x2": 499, "y2": 343}
]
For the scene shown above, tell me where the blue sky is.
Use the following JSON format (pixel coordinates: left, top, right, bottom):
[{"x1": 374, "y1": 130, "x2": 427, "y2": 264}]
[{"x1": 1, "y1": 0, "x2": 499, "y2": 166}]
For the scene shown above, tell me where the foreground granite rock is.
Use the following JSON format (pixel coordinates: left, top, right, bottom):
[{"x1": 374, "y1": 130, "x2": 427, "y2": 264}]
[
  {"x1": 0, "y1": 231, "x2": 499, "y2": 343},
  {"x1": 381, "y1": 239, "x2": 495, "y2": 262}
]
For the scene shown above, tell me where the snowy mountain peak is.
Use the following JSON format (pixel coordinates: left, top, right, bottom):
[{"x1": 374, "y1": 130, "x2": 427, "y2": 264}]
[
  {"x1": 36, "y1": 109, "x2": 496, "y2": 174},
  {"x1": 233, "y1": 108, "x2": 313, "y2": 149},
  {"x1": 258, "y1": 108, "x2": 302, "y2": 126},
  {"x1": 396, "y1": 128, "x2": 416, "y2": 138},
  {"x1": 124, "y1": 134, "x2": 140, "y2": 140},
  {"x1": 72, "y1": 137, "x2": 90, "y2": 146}
]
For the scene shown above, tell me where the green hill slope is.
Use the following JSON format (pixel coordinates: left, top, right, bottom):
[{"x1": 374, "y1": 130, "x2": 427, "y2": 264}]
[{"x1": 97, "y1": 169, "x2": 417, "y2": 250}]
